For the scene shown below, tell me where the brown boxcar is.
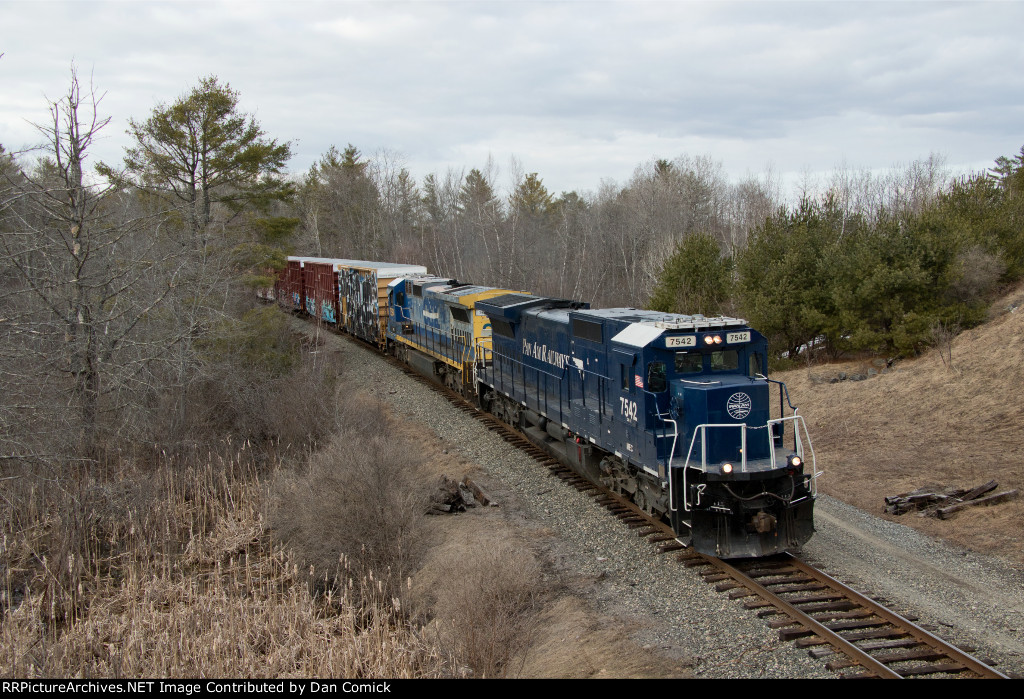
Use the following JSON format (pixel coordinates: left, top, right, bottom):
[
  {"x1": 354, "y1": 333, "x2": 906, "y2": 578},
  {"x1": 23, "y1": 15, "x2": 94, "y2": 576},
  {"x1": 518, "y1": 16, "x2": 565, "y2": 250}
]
[
  {"x1": 302, "y1": 260, "x2": 341, "y2": 324},
  {"x1": 277, "y1": 259, "x2": 305, "y2": 312}
]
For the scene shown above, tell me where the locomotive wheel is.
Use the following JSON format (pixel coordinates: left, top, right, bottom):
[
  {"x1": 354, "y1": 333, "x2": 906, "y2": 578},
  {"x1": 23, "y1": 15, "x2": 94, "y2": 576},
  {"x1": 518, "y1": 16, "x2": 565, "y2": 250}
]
[{"x1": 635, "y1": 488, "x2": 652, "y2": 515}]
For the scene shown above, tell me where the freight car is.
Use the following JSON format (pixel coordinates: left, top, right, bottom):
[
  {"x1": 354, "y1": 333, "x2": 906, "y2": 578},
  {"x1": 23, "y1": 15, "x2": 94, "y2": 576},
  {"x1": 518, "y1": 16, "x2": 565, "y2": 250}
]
[
  {"x1": 275, "y1": 257, "x2": 426, "y2": 345},
  {"x1": 272, "y1": 256, "x2": 819, "y2": 558}
]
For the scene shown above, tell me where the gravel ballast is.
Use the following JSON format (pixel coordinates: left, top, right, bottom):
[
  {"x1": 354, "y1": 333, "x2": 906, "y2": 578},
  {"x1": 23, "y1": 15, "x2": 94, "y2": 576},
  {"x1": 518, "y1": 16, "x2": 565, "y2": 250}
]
[{"x1": 318, "y1": 325, "x2": 1024, "y2": 679}]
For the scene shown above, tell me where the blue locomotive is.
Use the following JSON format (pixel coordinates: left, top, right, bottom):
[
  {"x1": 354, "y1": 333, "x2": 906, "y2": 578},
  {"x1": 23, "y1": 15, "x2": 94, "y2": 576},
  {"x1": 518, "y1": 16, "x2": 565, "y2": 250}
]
[{"x1": 471, "y1": 294, "x2": 818, "y2": 558}]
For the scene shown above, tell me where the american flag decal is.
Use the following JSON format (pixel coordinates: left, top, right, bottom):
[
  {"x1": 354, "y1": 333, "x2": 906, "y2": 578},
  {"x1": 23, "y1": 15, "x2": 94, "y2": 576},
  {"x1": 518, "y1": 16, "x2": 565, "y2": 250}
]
[{"x1": 634, "y1": 374, "x2": 644, "y2": 388}]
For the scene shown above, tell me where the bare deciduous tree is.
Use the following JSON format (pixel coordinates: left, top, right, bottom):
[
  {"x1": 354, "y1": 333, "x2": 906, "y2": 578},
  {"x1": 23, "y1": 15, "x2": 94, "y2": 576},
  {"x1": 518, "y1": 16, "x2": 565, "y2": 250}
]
[{"x1": 1, "y1": 68, "x2": 179, "y2": 462}]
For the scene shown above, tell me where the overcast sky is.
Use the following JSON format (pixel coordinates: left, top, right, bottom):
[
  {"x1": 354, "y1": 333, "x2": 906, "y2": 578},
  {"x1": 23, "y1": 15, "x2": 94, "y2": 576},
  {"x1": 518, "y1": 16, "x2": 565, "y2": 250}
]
[{"x1": 2, "y1": 0, "x2": 1022, "y2": 198}]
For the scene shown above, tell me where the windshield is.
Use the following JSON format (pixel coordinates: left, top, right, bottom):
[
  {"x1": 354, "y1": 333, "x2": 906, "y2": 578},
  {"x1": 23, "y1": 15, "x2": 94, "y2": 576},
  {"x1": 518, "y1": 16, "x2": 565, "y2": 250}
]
[
  {"x1": 710, "y1": 350, "x2": 739, "y2": 372},
  {"x1": 675, "y1": 349, "x2": 745, "y2": 375},
  {"x1": 675, "y1": 352, "x2": 702, "y2": 374}
]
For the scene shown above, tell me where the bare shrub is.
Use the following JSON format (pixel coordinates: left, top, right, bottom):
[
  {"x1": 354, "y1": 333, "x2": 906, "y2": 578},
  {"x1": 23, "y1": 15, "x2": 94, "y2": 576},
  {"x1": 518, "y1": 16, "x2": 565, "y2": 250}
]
[
  {"x1": 327, "y1": 384, "x2": 391, "y2": 438},
  {"x1": 151, "y1": 324, "x2": 345, "y2": 463},
  {"x1": 268, "y1": 396, "x2": 431, "y2": 600},
  {"x1": 431, "y1": 542, "x2": 544, "y2": 678},
  {"x1": 950, "y1": 245, "x2": 1006, "y2": 304},
  {"x1": 929, "y1": 320, "x2": 960, "y2": 373},
  {"x1": 260, "y1": 345, "x2": 345, "y2": 450}
]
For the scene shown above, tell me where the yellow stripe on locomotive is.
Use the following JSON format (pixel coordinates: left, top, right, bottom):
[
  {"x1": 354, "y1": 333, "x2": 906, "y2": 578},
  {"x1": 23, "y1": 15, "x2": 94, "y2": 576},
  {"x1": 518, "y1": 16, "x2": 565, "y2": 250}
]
[{"x1": 386, "y1": 277, "x2": 523, "y2": 395}]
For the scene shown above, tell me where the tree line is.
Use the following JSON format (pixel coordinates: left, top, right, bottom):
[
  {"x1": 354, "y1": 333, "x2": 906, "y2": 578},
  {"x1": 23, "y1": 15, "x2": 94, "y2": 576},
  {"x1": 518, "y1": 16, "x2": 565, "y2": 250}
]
[
  {"x1": 652, "y1": 152, "x2": 1024, "y2": 360},
  {"x1": 295, "y1": 139, "x2": 1024, "y2": 362},
  {"x1": 4, "y1": 68, "x2": 1022, "y2": 469},
  {"x1": 296, "y1": 149, "x2": 776, "y2": 308}
]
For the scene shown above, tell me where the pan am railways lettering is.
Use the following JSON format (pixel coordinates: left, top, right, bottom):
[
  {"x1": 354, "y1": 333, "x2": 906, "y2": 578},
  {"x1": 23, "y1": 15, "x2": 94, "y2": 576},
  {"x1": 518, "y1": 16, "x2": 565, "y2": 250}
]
[{"x1": 522, "y1": 340, "x2": 572, "y2": 370}]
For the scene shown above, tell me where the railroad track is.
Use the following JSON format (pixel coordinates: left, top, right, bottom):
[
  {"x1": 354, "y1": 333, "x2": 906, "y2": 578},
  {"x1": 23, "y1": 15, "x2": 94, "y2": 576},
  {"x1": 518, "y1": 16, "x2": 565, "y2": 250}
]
[
  {"x1": 359, "y1": 335, "x2": 1009, "y2": 678},
  {"x1": 688, "y1": 554, "x2": 1007, "y2": 678}
]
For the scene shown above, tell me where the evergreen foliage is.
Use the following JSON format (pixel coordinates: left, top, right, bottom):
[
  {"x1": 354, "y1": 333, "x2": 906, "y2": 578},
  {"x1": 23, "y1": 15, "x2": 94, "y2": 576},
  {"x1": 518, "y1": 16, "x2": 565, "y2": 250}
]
[
  {"x1": 199, "y1": 305, "x2": 299, "y2": 377},
  {"x1": 736, "y1": 197, "x2": 843, "y2": 358},
  {"x1": 511, "y1": 173, "x2": 554, "y2": 216},
  {"x1": 732, "y1": 162, "x2": 1023, "y2": 359},
  {"x1": 103, "y1": 76, "x2": 294, "y2": 239},
  {"x1": 648, "y1": 232, "x2": 733, "y2": 316}
]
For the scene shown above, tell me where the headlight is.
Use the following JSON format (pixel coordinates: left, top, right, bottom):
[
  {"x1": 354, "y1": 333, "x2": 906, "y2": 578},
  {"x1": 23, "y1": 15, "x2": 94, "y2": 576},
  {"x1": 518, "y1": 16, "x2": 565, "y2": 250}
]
[
  {"x1": 787, "y1": 454, "x2": 802, "y2": 469},
  {"x1": 722, "y1": 463, "x2": 733, "y2": 474}
]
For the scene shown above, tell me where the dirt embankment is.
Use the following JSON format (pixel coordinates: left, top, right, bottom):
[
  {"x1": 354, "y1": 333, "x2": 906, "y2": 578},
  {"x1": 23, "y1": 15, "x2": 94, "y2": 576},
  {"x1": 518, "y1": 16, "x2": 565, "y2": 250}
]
[{"x1": 777, "y1": 286, "x2": 1024, "y2": 565}]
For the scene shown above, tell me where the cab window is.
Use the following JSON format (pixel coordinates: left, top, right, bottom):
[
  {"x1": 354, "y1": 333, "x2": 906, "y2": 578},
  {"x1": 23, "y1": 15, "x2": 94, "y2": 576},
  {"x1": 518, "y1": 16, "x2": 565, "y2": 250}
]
[
  {"x1": 674, "y1": 352, "x2": 703, "y2": 374},
  {"x1": 647, "y1": 362, "x2": 667, "y2": 392},
  {"x1": 710, "y1": 350, "x2": 739, "y2": 372}
]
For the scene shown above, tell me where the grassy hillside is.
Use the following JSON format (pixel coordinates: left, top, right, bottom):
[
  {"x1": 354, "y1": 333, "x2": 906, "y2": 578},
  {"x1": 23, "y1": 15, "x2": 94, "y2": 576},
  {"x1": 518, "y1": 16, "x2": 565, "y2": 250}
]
[{"x1": 778, "y1": 285, "x2": 1024, "y2": 564}]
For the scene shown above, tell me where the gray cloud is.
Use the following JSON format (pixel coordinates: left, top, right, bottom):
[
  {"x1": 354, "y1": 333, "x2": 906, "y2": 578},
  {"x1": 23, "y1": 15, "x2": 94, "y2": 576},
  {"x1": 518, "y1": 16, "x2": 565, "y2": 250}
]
[{"x1": 1, "y1": 0, "x2": 1021, "y2": 195}]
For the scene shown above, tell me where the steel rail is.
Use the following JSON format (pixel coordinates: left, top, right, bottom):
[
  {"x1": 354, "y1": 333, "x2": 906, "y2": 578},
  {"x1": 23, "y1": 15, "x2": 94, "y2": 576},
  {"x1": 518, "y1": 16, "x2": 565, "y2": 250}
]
[
  {"x1": 702, "y1": 554, "x2": 903, "y2": 678},
  {"x1": 782, "y1": 555, "x2": 1009, "y2": 679}
]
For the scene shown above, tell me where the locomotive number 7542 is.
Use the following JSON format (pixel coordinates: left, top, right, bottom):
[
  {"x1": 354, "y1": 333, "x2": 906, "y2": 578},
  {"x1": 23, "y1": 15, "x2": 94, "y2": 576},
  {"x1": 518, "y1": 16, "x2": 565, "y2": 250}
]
[{"x1": 619, "y1": 397, "x2": 638, "y2": 423}]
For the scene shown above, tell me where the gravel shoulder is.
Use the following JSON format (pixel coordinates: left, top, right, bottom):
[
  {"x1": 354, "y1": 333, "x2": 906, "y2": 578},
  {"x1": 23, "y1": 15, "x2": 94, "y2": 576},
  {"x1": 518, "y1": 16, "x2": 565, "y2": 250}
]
[{"x1": 310, "y1": 322, "x2": 1024, "y2": 678}]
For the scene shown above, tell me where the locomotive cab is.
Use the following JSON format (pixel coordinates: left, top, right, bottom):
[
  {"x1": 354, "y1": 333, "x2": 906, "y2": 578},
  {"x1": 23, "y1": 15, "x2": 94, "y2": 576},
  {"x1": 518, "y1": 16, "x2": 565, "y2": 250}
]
[{"x1": 651, "y1": 331, "x2": 818, "y2": 558}]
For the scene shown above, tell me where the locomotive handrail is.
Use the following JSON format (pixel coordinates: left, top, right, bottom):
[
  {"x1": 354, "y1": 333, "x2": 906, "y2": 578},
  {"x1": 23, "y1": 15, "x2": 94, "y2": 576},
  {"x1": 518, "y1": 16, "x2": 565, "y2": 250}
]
[
  {"x1": 761, "y1": 375, "x2": 798, "y2": 412},
  {"x1": 659, "y1": 411, "x2": 680, "y2": 512},
  {"x1": 474, "y1": 339, "x2": 493, "y2": 366},
  {"x1": 754, "y1": 374, "x2": 802, "y2": 451},
  {"x1": 781, "y1": 414, "x2": 820, "y2": 496},
  {"x1": 676, "y1": 423, "x2": 741, "y2": 513},
  {"x1": 673, "y1": 415, "x2": 819, "y2": 513}
]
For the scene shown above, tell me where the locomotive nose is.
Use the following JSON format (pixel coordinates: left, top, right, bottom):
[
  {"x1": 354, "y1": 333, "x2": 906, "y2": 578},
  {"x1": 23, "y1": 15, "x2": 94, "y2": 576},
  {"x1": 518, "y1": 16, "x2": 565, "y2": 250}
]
[{"x1": 671, "y1": 377, "x2": 773, "y2": 467}]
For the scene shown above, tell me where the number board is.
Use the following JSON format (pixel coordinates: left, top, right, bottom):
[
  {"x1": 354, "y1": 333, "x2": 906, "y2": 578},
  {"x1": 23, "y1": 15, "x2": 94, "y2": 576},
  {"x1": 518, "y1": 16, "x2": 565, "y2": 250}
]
[
  {"x1": 665, "y1": 335, "x2": 696, "y2": 348},
  {"x1": 726, "y1": 331, "x2": 751, "y2": 344}
]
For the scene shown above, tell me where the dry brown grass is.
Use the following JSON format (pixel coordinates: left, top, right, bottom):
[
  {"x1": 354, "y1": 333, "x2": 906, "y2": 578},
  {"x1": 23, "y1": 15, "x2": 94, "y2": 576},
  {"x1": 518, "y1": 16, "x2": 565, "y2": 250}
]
[
  {"x1": 416, "y1": 533, "x2": 543, "y2": 678},
  {"x1": 518, "y1": 597, "x2": 691, "y2": 678},
  {"x1": 1, "y1": 540, "x2": 445, "y2": 677},
  {"x1": 0, "y1": 442, "x2": 452, "y2": 678},
  {"x1": 779, "y1": 284, "x2": 1024, "y2": 563}
]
